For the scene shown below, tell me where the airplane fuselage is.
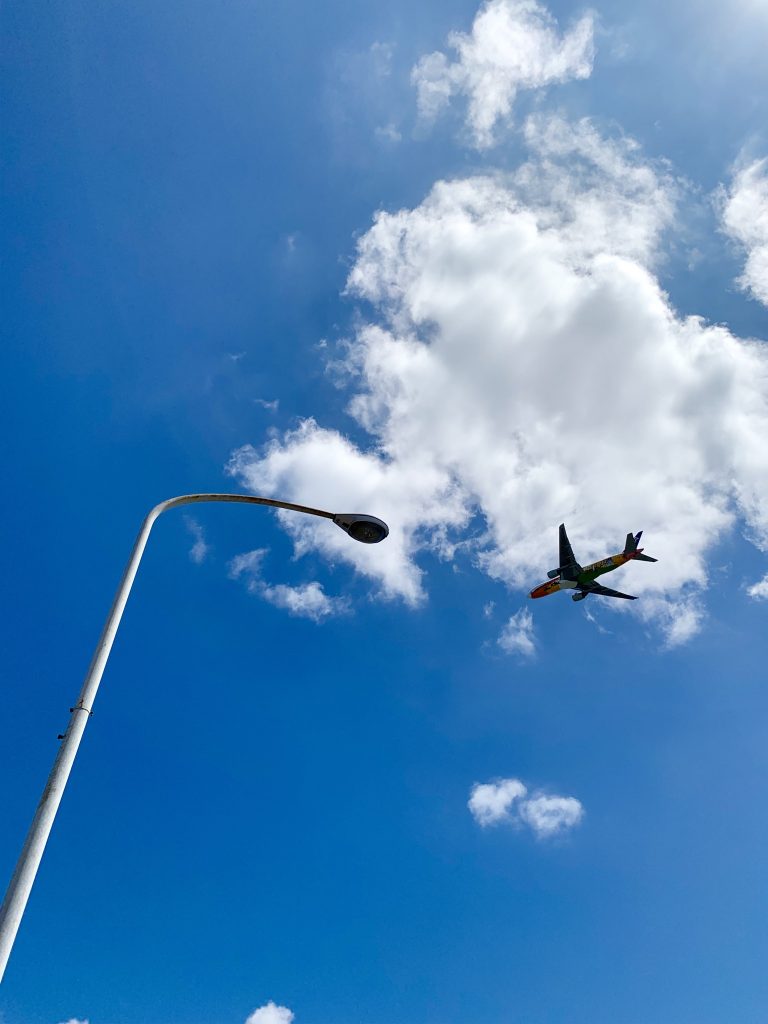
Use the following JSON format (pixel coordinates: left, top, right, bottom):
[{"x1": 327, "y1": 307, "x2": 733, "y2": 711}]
[{"x1": 530, "y1": 550, "x2": 639, "y2": 599}]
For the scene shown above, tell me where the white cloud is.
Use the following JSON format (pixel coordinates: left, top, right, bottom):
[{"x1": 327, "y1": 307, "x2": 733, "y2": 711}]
[
  {"x1": 228, "y1": 116, "x2": 768, "y2": 644},
  {"x1": 497, "y1": 607, "x2": 536, "y2": 657},
  {"x1": 245, "y1": 1003, "x2": 294, "y2": 1024},
  {"x1": 56, "y1": 1019, "x2": 89, "y2": 1024},
  {"x1": 517, "y1": 114, "x2": 679, "y2": 266},
  {"x1": 469, "y1": 777, "x2": 583, "y2": 837},
  {"x1": 184, "y1": 516, "x2": 210, "y2": 565},
  {"x1": 747, "y1": 573, "x2": 768, "y2": 600},
  {"x1": 254, "y1": 397, "x2": 280, "y2": 412},
  {"x1": 638, "y1": 595, "x2": 705, "y2": 649},
  {"x1": 375, "y1": 122, "x2": 402, "y2": 144},
  {"x1": 370, "y1": 41, "x2": 395, "y2": 78},
  {"x1": 228, "y1": 548, "x2": 350, "y2": 622},
  {"x1": 519, "y1": 794, "x2": 584, "y2": 837},
  {"x1": 469, "y1": 777, "x2": 527, "y2": 825},
  {"x1": 411, "y1": 0, "x2": 595, "y2": 148},
  {"x1": 719, "y1": 157, "x2": 768, "y2": 306}
]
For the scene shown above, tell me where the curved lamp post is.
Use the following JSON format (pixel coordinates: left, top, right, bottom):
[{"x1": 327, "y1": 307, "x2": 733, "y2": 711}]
[{"x1": 0, "y1": 493, "x2": 388, "y2": 982}]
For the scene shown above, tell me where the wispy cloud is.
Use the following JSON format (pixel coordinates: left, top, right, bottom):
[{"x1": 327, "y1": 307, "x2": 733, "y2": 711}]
[
  {"x1": 184, "y1": 516, "x2": 210, "y2": 565},
  {"x1": 411, "y1": 0, "x2": 595, "y2": 148},
  {"x1": 245, "y1": 1004, "x2": 294, "y2": 1024},
  {"x1": 583, "y1": 606, "x2": 611, "y2": 635},
  {"x1": 469, "y1": 777, "x2": 584, "y2": 838},
  {"x1": 254, "y1": 397, "x2": 280, "y2": 412},
  {"x1": 497, "y1": 608, "x2": 536, "y2": 658},
  {"x1": 638, "y1": 596, "x2": 705, "y2": 649},
  {"x1": 375, "y1": 122, "x2": 402, "y2": 144},
  {"x1": 228, "y1": 549, "x2": 350, "y2": 622}
]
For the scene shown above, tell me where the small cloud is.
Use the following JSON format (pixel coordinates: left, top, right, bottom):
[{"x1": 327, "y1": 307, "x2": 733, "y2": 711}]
[
  {"x1": 519, "y1": 794, "x2": 584, "y2": 837},
  {"x1": 260, "y1": 580, "x2": 350, "y2": 621},
  {"x1": 254, "y1": 398, "x2": 280, "y2": 413},
  {"x1": 375, "y1": 122, "x2": 402, "y2": 143},
  {"x1": 411, "y1": 0, "x2": 595, "y2": 148},
  {"x1": 229, "y1": 548, "x2": 268, "y2": 585},
  {"x1": 57, "y1": 1020, "x2": 89, "y2": 1024},
  {"x1": 245, "y1": 1004, "x2": 294, "y2": 1024},
  {"x1": 747, "y1": 573, "x2": 768, "y2": 600},
  {"x1": 370, "y1": 40, "x2": 395, "y2": 78},
  {"x1": 497, "y1": 608, "x2": 536, "y2": 657},
  {"x1": 228, "y1": 549, "x2": 350, "y2": 623},
  {"x1": 469, "y1": 777, "x2": 584, "y2": 838},
  {"x1": 228, "y1": 351, "x2": 246, "y2": 362},
  {"x1": 483, "y1": 600, "x2": 495, "y2": 618},
  {"x1": 468, "y1": 777, "x2": 527, "y2": 826},
  {"x1": 184, "y1": 516, "x2": 210, "y2": 565}
]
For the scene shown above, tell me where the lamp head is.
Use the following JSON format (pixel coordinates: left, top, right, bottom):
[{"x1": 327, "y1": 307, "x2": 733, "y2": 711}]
[{"x1": 333, "y1": 513, "x2": 389, "y2": 544}]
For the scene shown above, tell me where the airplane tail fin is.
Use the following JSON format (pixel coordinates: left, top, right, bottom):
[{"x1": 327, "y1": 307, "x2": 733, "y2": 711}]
[{"x1": 624, "y1": 530, "x2": 657, "y2": 562}]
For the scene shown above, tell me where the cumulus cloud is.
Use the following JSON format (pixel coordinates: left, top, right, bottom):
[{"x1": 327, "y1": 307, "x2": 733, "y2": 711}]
[
  {"x1": 411, "y1": 0, "x2": 595, "y2": 148},
  {"x1": 517, "y1": 114, "x2": 678, "y2": 266},
  {"x1": 184, "y1": 515, "x2": 210, "y2": 565},
  {"x1": 245, "y1": 1003, "x2": 294, "y2": 1024},
  {"x1": 228, "y1": 115, "x2": 768, "y2": 644},
  {"x1": 469, "y1": 777, "x2": 527, "y2": 824},
  {"x1": 518, "y1": 794, "x2": 585, "y2": 836},
  {"x1": 719, "y1": 157, "x2": 768, "y2": 306},
  {"x1": 747, "y1": 573, "x2": 768, "y2": 600},
  {"x1": 468, "y1": 777, "x2": 584, "y2": 837},
  {"x1": 228, "y1": 549, "x2": 350, "y2": 622},
  {"x1": 497, "y1": 607, "x2": 536, "y2": 657}
]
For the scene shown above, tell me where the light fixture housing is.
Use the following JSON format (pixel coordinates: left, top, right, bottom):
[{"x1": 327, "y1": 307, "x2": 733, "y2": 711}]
[{"x1": 333, "y1": 513, "x2": 389, "y2": 544}]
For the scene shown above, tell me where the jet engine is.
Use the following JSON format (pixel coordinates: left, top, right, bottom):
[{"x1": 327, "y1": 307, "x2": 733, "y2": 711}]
[
  {"x1": 571, "y1": 591, "x2": 588, "y2": 602},
  {"x1": 547, "y1": 569, "x2": 560, "y2": 579}
]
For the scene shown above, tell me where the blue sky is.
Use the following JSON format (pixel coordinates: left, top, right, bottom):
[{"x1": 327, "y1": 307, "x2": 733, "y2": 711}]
[{"x1": 2, "y1": 1, "x2": 768, "y2": 1022}]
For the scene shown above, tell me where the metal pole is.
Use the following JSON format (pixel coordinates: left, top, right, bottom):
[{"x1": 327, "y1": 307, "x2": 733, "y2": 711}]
[{"x1": 0, "y1": 493, "x2": 337, "y2": 982}]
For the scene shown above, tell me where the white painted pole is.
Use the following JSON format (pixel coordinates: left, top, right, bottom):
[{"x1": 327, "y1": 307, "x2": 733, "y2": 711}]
[{"x1": 0, "y1": 492, "x2": 345, "y2": 983}]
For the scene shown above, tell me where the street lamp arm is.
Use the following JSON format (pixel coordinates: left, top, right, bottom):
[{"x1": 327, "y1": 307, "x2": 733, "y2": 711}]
[
  {"x1": 0, "y1": 493, "x2": 386, "y2": 983},
  {"x1": 151, "y1": 492, "x2": 336, "y2": 521}
]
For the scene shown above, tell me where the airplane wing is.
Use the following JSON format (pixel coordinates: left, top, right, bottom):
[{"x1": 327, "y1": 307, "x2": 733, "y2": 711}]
[
  {"x1": 587, "y1": 582, "x2": 637, "y2": 601},
  {"x1": 559, "y1": 524, "x2": 582, "y2": 576}
]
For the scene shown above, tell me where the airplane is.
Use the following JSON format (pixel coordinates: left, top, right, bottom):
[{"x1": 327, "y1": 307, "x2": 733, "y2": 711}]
[{"x1": 529, "y1": 524, "x2": 657, "y2": 602}]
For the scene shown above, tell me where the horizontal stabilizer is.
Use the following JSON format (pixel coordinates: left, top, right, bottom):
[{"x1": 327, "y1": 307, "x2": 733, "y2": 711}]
[{"x1": 634, "y1": 553, "x2": 657, "y2": 562}]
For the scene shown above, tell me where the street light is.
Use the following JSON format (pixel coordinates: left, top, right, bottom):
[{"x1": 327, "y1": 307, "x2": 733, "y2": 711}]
[{"x1": 0, "y1": 493, "x2": 388, "y2": 982}]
